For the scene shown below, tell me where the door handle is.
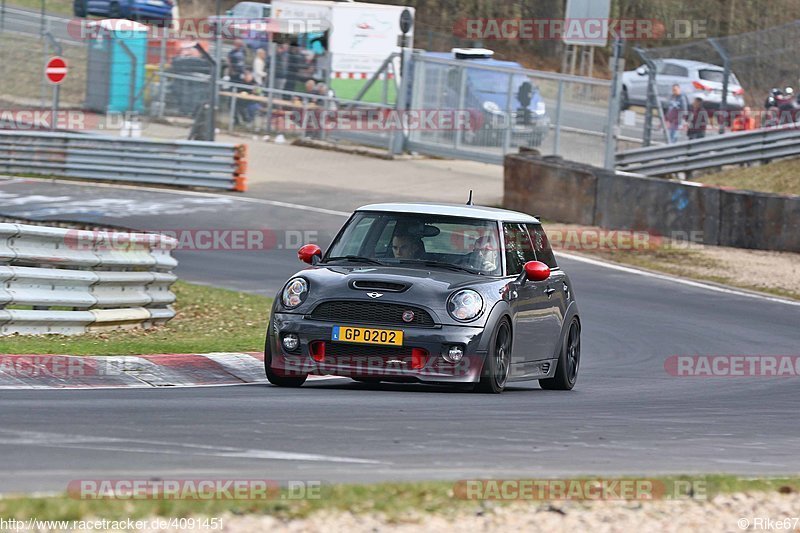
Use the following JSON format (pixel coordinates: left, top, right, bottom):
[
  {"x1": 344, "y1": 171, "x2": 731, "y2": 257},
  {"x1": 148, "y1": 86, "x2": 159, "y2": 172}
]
[{"x1": 544, "y1": 286, "x2": 556, "y2": 296}]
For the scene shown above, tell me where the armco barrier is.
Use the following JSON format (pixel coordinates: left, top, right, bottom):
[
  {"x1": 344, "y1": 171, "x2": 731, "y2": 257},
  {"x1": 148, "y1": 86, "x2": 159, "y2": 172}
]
[
  {"x1": 615, "y1": 121, "x2": 800, "y2": 177},
  {"x1": 504, "y1": 151, "x2": 800, "y2": 253},
  {"x1": 0, "y1": 223, "x2": 178, "y2": 335},
  {"x1": 0, "y1": 131, "x2": 247, "y2": 191}
]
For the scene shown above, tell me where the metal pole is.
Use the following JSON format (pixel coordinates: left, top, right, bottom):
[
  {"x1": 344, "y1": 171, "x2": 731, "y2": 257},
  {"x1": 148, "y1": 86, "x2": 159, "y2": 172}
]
[
  {"x1": 44, "y1": 33, "x2": 62, "y2": 130},
  {"x1": 636, "y1": 47, "x2": 657, "y2": 147},
  {"x1": 157, "y1": 30, "x2": 167, "y2": 118},
  {"x1": 501, "y1": 73, "x2": 513, "y2": 154},
  {"x1": 454, "y1": 65, "x2": 467, "y2": 151},
  {"x1": 604, "y1": 37, "x2": 625, "y2": 170},
  {"x1": 194, "y1": 43, "x2": 217, "y2": 141},
  {"x1": 211, "y1": 0, "x2": 222, "y2": 141},
  {"x1": 709, "y1": 38, "x2": 730, "y2": 135},
  {"x1": 390, "y1": 47, "x2": 412, "y2": 155},
  {"x1": 552, "y1": 80, "x2": 564, "y2": 155},
  {"x1": 265, "y1": 41, "x2": 276, "y2": 134}
]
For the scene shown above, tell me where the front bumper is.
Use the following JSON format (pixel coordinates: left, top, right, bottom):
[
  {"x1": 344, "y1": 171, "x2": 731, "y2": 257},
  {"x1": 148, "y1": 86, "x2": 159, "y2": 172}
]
[{"x1": 269, "y1": 312, "x2": 488, "y2": 383}]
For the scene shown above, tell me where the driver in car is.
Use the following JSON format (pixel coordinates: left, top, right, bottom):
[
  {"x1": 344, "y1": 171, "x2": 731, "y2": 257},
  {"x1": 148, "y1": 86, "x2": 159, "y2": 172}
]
[
  {"x1": 465, "y1": 234, "x2": 500, "y2": 274},
  {"x1": 391, "y1": 233, "x2": 426, "y2": 259}
]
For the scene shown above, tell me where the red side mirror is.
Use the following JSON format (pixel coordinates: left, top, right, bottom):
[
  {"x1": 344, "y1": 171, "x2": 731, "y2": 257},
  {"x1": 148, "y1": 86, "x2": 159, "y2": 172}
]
[
  {"x1": 524, "y1": 261, "x2": 550, "y2": 282},
  {"x1": 298, "y1": 244, "x2": 322, "y2": 265}
]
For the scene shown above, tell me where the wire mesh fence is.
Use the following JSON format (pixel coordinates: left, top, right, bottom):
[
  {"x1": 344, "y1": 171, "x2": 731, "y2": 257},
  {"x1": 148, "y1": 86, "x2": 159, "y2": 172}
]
[
  {"x1": 407, "y1": 53, "x2": 614, "y2": 167},
  {"x1": 629, "y1": 21, "x2": 800, "y2": 146}
]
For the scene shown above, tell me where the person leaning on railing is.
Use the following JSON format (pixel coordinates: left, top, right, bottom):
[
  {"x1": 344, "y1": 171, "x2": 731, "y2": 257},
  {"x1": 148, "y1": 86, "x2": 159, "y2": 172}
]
[
  {"x1": 686, "y1": 98, "x2": 707, "y2": 140},
  {"x1": 731, "y1": 106, "x2": 756, "y2": 132}
]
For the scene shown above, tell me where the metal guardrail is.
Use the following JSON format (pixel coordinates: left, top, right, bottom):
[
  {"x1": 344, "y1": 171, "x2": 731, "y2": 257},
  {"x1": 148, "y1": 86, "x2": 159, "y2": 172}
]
[
  {"x1": 0, "y1": 131, "x2": 248, "y2": 191},
  {"x1": 615, "y1": 122, "x2": 800, "y2": 176},
  {"x1": 0, "y1": 223, "x2": 178, "y2": 335}
]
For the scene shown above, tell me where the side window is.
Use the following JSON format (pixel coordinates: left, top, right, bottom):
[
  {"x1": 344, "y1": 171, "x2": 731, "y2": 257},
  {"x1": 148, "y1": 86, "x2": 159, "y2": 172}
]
[
  {"x1": 662, "y1": 64, "x2": 689, "y2": 78},
  {"x1": 503, "y1": 223, "x2": 535, "y2": 276},
  {"x1": 527, "y1": 224, "x2": 558, "y2": 269}
]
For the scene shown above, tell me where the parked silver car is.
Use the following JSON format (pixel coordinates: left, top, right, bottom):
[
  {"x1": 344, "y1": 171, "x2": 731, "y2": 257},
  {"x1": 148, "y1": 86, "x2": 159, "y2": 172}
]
[{"x1": 622, "y1": 59, "x2": 745, "y2": 111}]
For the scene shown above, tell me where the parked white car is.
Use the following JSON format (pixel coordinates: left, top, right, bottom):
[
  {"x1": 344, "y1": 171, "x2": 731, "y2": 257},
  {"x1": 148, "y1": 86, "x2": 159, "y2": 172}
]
[{"x1": 622, "y1": 59, "x2": 745, "y2": 111}]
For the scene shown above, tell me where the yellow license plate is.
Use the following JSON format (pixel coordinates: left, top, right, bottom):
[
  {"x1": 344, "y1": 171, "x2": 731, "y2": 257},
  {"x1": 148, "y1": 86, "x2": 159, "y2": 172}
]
[{"x1": 332, "y1": 326, "x2": 403, "y2": 346}]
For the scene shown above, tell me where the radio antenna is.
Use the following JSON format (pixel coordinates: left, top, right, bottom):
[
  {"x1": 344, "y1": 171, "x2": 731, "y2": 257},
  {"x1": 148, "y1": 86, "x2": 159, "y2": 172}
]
[{"x1": 466, "y1": 190, "x2": 474, "y2": 206}]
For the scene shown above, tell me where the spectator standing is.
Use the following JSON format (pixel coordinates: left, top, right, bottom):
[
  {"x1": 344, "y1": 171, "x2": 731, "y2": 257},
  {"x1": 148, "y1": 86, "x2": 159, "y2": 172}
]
[
  {"x1": 228, "y1": 40, "x2": 246, "y2": 85},
  {"x1": 274, "y1": 43, "x2": 289, "y2": 94},
  {"x1": 287, "y1": 44, "x2": 305, "y2": 93},
  {"x1": 234, "y1": 70, "x2": 260, "y2": 126},
  {"x1": 732, "y1": 106, "x2": 756, "y2": 132},
  {"x1": 687, "y1": 98, "x2": 707, "y2": 140},
  {"x1": 763, "y1": 107, "x2": 780, "y2": 128},
  {"x1": 252, "y1": 48, "x2": 267, "y2": 87},
  {"x1": 665, "y1": 84, "x2": 688, "y2": 144}
]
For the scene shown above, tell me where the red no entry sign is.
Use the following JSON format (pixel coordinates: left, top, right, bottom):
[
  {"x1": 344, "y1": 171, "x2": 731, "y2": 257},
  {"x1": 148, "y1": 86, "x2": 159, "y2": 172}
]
[{"x1": 45, "y1": 57, "x2": 68, "y2": 85}]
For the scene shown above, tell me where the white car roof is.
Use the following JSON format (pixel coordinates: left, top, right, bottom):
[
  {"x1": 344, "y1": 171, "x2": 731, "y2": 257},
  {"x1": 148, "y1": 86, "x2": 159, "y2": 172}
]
[{"x1": 356, "y1": 203, "x2": 540, "y2": 223}]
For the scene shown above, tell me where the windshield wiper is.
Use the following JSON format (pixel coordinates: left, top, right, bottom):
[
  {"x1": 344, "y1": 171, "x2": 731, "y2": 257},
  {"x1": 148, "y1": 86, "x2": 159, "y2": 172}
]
[
  {"x1": 323, "y1": 255, "x2": 384, "y2": 266},
  {"x1": 396, "y1": 259, "x2": 481, "y2": 275}
]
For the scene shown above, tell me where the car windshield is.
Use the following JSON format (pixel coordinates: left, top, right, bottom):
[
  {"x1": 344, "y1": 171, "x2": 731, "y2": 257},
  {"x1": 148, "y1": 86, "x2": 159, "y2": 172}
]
[
  {"x1": 698, "y1": 69, "x2": 741, "y2": 85},
  {"x1": 324, "y1": 211, "x2": 502, "y2": 276},
  {"x1": 467, "y1": 69, "x2": 535, "y2": 96}
]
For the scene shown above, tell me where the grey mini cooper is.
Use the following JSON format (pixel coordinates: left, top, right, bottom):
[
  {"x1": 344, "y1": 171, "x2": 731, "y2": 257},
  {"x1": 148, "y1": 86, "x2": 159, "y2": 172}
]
[{"x1": 265, "y1": 203, "x2": 581, "y2": 393}]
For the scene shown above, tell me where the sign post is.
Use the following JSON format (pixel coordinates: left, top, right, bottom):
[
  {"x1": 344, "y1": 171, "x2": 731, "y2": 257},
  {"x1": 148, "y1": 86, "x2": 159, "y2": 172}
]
[{"x1": 45, "y1": 56, "x2": 67, "y2": 131}]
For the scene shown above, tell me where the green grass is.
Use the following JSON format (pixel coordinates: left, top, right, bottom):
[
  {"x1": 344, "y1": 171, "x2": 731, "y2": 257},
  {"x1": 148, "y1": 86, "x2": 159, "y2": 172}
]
[
  {"x1": 694, "y1": 157, "x2": 800, "y2": 196},
  {"x1": 6, "y1": 0, "x2": 73, "y2": 15},
  {"x1": 0, "y1": 32, "x2": 88, "y2": 108},
  {"x1": 1, "y1": 281, "x2": 271, "y2": 355},
  {"x1": 1, "y1": 476, "x2": 798, "y2": 522}
]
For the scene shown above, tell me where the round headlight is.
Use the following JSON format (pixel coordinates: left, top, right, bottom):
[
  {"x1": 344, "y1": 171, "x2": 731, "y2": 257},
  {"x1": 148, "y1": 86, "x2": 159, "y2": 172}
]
[
  {"x1": 447, "y1": 289, "x2": 484, "y2": 321},
  {"x1": 281, "y1": 277, "x2": 308, "y2": 309}
]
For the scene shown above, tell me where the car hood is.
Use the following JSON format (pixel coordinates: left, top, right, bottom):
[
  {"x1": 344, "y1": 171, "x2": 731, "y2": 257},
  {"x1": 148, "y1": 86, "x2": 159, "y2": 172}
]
[{"x1": 277, "y1": 264, "x2": 507, "y2": 327}]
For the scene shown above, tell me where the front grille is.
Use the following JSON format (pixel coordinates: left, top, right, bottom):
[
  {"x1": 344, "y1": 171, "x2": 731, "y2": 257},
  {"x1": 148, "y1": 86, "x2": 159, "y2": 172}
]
[
  {"x1": 309, "y1": 301, "x2": 436, "y2": 327},
  {"x1": 324, "y1": 342, "x2": 412, "y2": 359}
]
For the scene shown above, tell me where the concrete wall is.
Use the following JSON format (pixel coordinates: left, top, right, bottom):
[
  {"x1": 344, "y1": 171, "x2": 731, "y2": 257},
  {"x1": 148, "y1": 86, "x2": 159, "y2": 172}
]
[{"x1": 503, "y1": 151, "x2": 800, "y2": 253}]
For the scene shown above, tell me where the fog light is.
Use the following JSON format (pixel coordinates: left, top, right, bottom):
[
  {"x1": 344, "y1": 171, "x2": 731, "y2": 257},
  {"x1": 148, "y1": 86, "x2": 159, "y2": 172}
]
[
  {"x1": 443, "y1": 346, "x2": 464, "y2": 363},
  {"x1": 282, "y1": 333, "x2": 299, "y2": 352}
]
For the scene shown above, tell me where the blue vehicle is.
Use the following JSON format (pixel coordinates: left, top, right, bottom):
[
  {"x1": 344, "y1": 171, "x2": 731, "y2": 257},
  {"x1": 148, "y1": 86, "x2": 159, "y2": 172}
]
[
  {"x1": 74, "y1": 0, "x2": 174, "y2": 25},
  {"x1": 425, "y1": 49, "x2": 549, "y2": 148}
]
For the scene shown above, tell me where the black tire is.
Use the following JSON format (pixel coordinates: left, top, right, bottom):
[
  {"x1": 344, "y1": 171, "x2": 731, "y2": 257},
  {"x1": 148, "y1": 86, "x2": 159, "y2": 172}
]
[
  {"x1": 540, "y1": 318, "x2": 580, "y2": 391},
  {"x1": 620, "y1": 87, "x2": 630, "y2": 111},
  {"x1": 73, "y1": 0, "x2": 87, "y2": 17},
  {"x1": 475, "y1": 319, "x2": 512, "y2": 394},
  {"x1": 264, "y1": 321, "x2": 307, "y2": 387},
  {"x1": 109, "y1": 2, "x2": 121, "y2": 17}
]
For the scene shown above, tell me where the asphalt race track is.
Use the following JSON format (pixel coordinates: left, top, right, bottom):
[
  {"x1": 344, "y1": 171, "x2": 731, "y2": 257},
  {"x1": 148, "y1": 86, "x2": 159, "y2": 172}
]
[{"x1": 0, "y1": 177, "x2": 798, "y2": 493}]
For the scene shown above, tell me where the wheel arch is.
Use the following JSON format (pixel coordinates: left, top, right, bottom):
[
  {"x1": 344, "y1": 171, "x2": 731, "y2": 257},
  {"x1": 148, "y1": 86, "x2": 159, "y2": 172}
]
[
  {"x1": 477, "y1": 299, "x2": 513, "y2": 353},
  {"x1": 550, "y1": 300, "x2": 580, "y2": 360}
]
